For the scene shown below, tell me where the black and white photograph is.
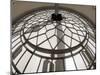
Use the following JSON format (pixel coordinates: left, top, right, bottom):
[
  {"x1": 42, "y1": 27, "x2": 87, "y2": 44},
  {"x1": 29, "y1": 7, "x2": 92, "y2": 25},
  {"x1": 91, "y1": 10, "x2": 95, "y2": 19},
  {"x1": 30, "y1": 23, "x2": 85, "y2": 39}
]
[{"x1": 11, "y1": 0, "x2": 96, "y2": 75}]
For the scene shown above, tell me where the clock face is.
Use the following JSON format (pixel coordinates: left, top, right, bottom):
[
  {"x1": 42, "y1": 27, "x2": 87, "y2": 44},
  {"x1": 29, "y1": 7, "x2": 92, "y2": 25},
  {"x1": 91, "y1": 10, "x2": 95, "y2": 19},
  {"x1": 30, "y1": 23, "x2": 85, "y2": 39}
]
[{"x1": 12, "y1": 6, "x2": 96, "y2": 74}]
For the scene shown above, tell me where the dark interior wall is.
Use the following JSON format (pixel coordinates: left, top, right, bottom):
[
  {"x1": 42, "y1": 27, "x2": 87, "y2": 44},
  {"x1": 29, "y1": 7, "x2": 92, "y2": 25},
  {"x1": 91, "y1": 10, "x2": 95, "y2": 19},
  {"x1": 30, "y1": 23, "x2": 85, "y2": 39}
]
[
  {"x1": 11, "y1": 1, "x2": 54, "y2": 22},
  {"x1": 11, "y1": 1, "x2": 96, "y2": 25},
  {"x1": 60, "y1": 4, "x2": 96, "y2": 25}
]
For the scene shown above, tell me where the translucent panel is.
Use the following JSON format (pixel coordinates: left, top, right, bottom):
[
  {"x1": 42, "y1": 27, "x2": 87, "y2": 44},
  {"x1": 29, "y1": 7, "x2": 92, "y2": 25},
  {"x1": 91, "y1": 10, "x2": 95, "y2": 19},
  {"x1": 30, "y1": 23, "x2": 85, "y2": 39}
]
[
  {"x1": 62, "y1": 25, "x2": 66, "y2": 31},
  {"x1": 39, "y1": 41, "x2": 51, "y2": 49},
  {"x1": 24, "y1": 55, "x2": 40, "y2": 73},
  {"x1": 86, "y1": 46, "x2": 95, "y2": 56},
  {"x1": 80, "y1": 27, "x2": 84, "y2": 31},
  {"x1": 25, "y1": 24, "x2": 32, "y2": 28},
  {"x1": 74, "y1": 24, "x2": 80, "y2": 27},
  {"x1": 69, "y1": 20, "x2": 75, "y2": 24},
  {"x1": 70, "y1": 28, "x2": 77, "y2": 33},
  {"x1": 56, "y1": 29, "x2": 64, "y2": 38},
  {"x1": 66, "y1": 24, "x2": 73, "y2": 27},
  {"x1": 29, "y1": 32, "x2": 37, "y2": 39},
  {"x1": 47, "y1": 62, "x2": 51, "y2": 72},
  {"x1": 38, "y1": 35, "x2": 47, "y2": 44},
  {"x1": 12, "y1": 32, "x2": 20, "y2": 39},
  {"x1": 38, "y1": 58, "x2": 46, "y2": 72},
  {"x1": 83, "y1": 31, "x2": 86, "y2": 35},
  {"x1": 12, "y1": 35, "x2": 20, "y2": 42},
  {"x1": 74, "y1": 54, "x2": 86, "y2": 69},
  {"x1": 71, "y1": 39, "x2": 79, "y2": 47},
  {"x1": 57, "y1": 41, "x2": 67, "y2": 49},
  {"x1": 17, "y1": 51, "x2": 31, "y2": 73},
  {"x1": 79, "y1": 36, "x2": 84, "y2": 41},
  {"x1": 73, "y1": 25, "x2": 80, "y2": 30},
  {"x1": 29, "y1": 37, "x2": 37, "y2": 45},
  {"x1": 12, "y1": 42, "x2": 22, "y2": 53},
  {"x1": 13, "y1": 46, "x2": 26, "y2": 64},
  {"x1": 65, "y1": 57, "x2": 76, "y2": 70},
  {"x1": 88, "y1": 42, "x2": 95, "y2": 53},
  {"x1": 25, "y1": 33, "x2": 30, "y2": 38},
  {"x1": 24, "y1": 28, "x2": 28, "y2": 32},
  {"x1": 38, "y1": 19, "x2": 45, "y2": 22},
  {"x1": 24, "y1": 15, "x2": 33, "y2": 21},
  {"x1": 61, "y1": 22, "x2": 66, "y2": 25},
  {"x1": 12, "y1": 38, "x2": 21, "y2": 48},
  {"x1": 46, "y1": 29, "x2": 55, "y2": 38},
  {"x1": 56, "y1": 25, "x2": 65, "y2": 31},
  {"x1": 27, "y1": 20, "x2": 33, "y2": 24},
  {"x1": 25, "y1": 27, "x2": 32, "y2": 33},
  {"x1": 65, "y1": 28, "x2": 72, "y2": 37},
  {"x1": 64, "y1": 35, "x2": 71, "y2": 47},
  {"x1": 80, "y1": 51, "x2": 89, "y2": 68},
  {"x1": 88, "y1": 29, "x2": 94, "y2": 36},
  {"x1": 89, "y1": 39, "x2": 95, "y2": 47},
  {"x1": 65, "y1": 20, "x2": 69, "y2": 23},
  {"x1": 80, "y1": 49, "x2": 90, "y2": 67},
  {"x1": 78, "y1": 31, "x2": 83, "y2": 35},
  {"x1": 53, "y1": 22, "x2": 57, "y2": 26},
  {"x1": 72, "y1": 34, "x2": 80, "y2": 41},
  {"x1": 49, "y1": 36, "x2": 57, "y2": 48},
  {"x1": 14, "y1": 27, "x2": 21, "y2": 32},
  {"x1": 17, "y1": 22, "x2": 24, "y2": 27},
  {"x1": 39, "y1": 27, "x2": 46, "y2": 34},
  {"x1": 46, "y1": 24, "x2": 55, "y2": 30},
  {"x1": 21, "y1": 36, "x2": 26, "y2": 43},
  {"x1": 31, "y1": 21, "x2": 37, "y2": 24}
]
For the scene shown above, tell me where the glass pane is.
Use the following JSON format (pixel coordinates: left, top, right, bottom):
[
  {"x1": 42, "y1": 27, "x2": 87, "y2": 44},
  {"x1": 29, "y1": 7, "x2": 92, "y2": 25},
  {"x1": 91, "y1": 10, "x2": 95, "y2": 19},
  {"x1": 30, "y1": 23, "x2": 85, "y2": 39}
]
[
  {"x1": 65, "y1": 57, "x2": 76, "y2": 70},
  {"x1": 16, "y1": 51, "x2": 31, "y2": 73},
  {"x1": 74, "y1": 54, "x2": 86, "y2": 69},
  {"x1": 24, "y1": 55, "x2": 41, "y2": 73}
]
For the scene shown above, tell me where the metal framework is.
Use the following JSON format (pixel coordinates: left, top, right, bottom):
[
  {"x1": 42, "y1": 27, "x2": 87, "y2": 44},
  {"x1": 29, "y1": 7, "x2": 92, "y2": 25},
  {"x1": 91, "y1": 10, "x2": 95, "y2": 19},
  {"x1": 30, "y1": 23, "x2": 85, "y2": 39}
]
[{"x1": 11, "y1": 5, "x2": 96, "y2": 74}]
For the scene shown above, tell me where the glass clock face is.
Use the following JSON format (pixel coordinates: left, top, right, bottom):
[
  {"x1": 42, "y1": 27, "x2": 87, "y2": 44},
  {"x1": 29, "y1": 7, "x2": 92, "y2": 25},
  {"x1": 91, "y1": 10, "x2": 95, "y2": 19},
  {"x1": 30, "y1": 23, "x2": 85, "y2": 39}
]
[{"x1": 12, "y1": 6, "x2": 96, "y2": 74}]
